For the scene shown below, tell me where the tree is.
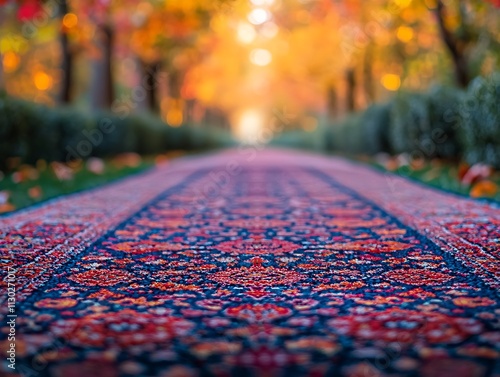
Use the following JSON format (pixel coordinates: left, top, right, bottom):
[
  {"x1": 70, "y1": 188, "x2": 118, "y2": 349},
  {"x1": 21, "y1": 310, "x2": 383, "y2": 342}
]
[
  {"x1": 58, "y1": 0, "x2": 73, "y2": 103},
  {"x1": 0, "y1": 0, "x2": 76, "y2": 102},
  {"x1": 89, "y1": 22, "x2": 115, "y2": 109},
  {"x1": 432, "y1": 0, "x2": 470, "y2": 87},
  {"x1": 70, "y1": 0, "x2": 117, "y2": 109},
  {"x1": 430, "y1": 0, "x2": 500, "y2": 87}
]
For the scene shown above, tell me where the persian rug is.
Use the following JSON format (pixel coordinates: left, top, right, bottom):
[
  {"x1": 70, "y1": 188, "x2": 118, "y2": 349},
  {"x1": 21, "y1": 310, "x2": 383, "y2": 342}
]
[{"x1": 1, "y1": 149, "x2": 499, "y2": 377}]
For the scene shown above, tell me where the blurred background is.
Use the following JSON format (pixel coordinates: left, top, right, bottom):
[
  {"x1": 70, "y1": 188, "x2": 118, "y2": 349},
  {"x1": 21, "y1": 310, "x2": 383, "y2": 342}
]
[{"x1": 0, "y1": 0, "x2": 499, "y2": 212}]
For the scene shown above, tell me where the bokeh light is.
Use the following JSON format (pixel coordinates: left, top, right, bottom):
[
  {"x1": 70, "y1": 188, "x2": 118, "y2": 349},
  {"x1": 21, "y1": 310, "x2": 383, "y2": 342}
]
[
  {"x1": 250, "y1": 0, "x2": 275, "y2": 6},
  {"x1": 381, "y1": 74, "x2": 402, "y2": 91},
  {"x1": 3, "y1": 52, "x2": 20, "y2": 73},
  {"x1": 248, "y1": 8, "x2": 270, "y2": 25},
  {"x1": 236, "y1": 108, "x2": 264, "y2": 143},
  {"x1": 33, "y1": 72, "x2": 53, "y2": 91},
  {"x1": 62, "y1": 13, "x2": 78, "y2": 29},
  {"x1": 237, "y1": 23, "x2": 257, "y2": 44},
  {"x1": 250, "y1": 48, "x2": 272, "y2": 66},
  {"x1": 0, "y1": 0, "x2": 498, "y2": 144},
  {"x1": 397, "y1": 26, "x2": 414, "y2": 43},
  {"x1": 162, "y1": 98, "x2": 184, "y2": 127},
  {"x1": 260, "y1": 22, "x2": 279, "y2": 38}
]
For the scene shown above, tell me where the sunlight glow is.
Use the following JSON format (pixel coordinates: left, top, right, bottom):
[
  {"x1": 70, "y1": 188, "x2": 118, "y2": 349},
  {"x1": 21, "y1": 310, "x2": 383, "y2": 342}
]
[
  {"x1": 260, "y1": 22, "x2": 279, "y2": 38},
  {"x1": 250, "y1": 49, "x2": 272, "y2": 66},
  {"x1": 236, "y1": 109, "x2": 264, "y2": 143},
  {"x1": 248, "y1": 8, "x2": 270, "y2": 25},
  {"x1": 250, "y1": 0, "x2": 275, "y2": 6},
  {"x1": 237, "y1": 23, "x2": 257, "y2": 44}
]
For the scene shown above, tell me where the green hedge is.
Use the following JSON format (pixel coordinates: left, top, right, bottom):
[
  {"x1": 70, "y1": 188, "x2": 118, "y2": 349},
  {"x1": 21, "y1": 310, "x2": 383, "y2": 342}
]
[
  {"x1": 389, "y1": 92, "x2": 429, "y2": 157},
  {"x1": 331, "y1": 114, "x2": 365, "y2": 155},
  {"x1": 427, "y1": 86, "x2": 463, "y2": 159},
  {"x1": 324, "y1": 106, "x2": 391, "y2": 156},
  {"x1": 360, "y1": 103, "x2": 392, "y2": 155},
  {"x1": 458, "y1": 74, "x2": 500, "y2": 168},
  {"x1": 318, "y1": 73, "x2": 499, "y2": 166},
  {"x1": 389, "y1": 87, "x2": 462, "y2": 159},
  {"x1": 271, "y1": 124, "x2": 328, "y2": 151},
  {"x1": 0, "y1": 96, "x2": 234, "y2": 171}
]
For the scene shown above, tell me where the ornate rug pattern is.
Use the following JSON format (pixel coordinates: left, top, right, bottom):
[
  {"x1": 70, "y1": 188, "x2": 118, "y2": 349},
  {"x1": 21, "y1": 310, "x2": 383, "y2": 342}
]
[{"x1": 1, "y1": 150, "x2": 499, "y2": 377}]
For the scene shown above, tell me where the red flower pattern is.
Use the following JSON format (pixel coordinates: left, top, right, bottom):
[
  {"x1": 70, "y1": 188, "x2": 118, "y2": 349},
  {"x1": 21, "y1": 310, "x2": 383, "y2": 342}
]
[{"x1": 1, "y1": 151, "x2": 498, "y2": 376}]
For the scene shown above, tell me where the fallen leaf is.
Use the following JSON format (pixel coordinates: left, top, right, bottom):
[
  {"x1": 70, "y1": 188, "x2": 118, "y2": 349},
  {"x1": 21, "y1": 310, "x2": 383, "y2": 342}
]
[
  {"x1": 28, "y1": 186, "x2": 43, "y2": 199},
  {"x1": 0, "y1": 203, "x2": 15, "y2": 213},
  {"x1": 470, "y1": 180, "x2": 498, "y2": 198}
]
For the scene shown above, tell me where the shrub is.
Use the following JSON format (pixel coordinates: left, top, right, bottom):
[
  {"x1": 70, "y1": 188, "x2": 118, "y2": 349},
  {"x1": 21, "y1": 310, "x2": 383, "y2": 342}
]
[
  {"x1": 389, "y1": 88, "x2": 462, "y2": 160},
  {"x1": 325, "y1": 105, "x2": 391, "y2": 156},
  {"x1": 327, "y1": 114, "x2": 367, "y2": 155},
  {"x1": 343, "y1": 114, "x2": 365, "y2": 154},
  {"x1": 426, "y1": 85, "x2": 463, "y2": 159},
  {"x1": 360, "y1": 103, "x2": 392, "y2": 155},
  {"x1": 270, "y1": 128, "x2": 324, "y2": 151},
  {"x1": 88, "y1": 111, "x2": 137, "y2": 157},
  {"x1": 283, "y1": 74, "x2": 498, "y2": 167},
  {"x1": 0, "y1": 95, "x2": 233, "y2": 171},
  {"x1": 53, "y1": 108, "x2": 94, "y2": 162},
  {"x1": 0, "y1": 97, "x2": 68, "y2": 168},
  {"x1": 0, "y1": 97, "x2": 29, "y2": 168},
  {"x1": 458, "y1": 74, "x2": 500, "y2": 168},
  {"x1": 128, "y1": 114, "x2": 167, "y2": 155},
  {"x1": 389, "y1": 91, "x2": 430, "y2": 158}
]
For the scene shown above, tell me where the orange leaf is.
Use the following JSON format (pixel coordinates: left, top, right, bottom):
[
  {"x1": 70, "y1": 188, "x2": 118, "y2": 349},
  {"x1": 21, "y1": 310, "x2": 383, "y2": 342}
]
[{"x1": 470, "y1": 180, "x2": 498, "y2": 198}]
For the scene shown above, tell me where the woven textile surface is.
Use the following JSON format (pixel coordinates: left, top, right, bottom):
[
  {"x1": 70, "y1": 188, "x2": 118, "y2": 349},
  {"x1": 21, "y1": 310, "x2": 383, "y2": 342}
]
[{"x1": 1, "y1": 150, "x2": 499, "y2": 377}]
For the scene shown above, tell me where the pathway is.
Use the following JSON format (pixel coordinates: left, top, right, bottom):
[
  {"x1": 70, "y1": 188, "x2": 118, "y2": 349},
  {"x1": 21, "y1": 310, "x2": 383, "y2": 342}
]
[{"x1": 1, "y1": 149, "x2": 499, "y2": 377}]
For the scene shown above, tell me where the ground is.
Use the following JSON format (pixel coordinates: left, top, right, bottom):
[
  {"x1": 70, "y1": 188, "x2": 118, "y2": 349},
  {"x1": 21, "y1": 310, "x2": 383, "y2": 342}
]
[{"x1": 1, "y1": 149, "x2": 499, "y2": 377}]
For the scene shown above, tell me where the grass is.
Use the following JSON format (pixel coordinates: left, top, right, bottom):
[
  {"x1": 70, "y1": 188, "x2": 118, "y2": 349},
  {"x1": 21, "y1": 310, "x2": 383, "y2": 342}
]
[
  {"x1": 2, "y1": 151, "x2": 499, "y2": 215},
  {"x1": 0, "y1": 155, "x2": 158, "y2": 214},
  {"x1": 366, "y1": 157, "x2": 500, "y2": 201}
]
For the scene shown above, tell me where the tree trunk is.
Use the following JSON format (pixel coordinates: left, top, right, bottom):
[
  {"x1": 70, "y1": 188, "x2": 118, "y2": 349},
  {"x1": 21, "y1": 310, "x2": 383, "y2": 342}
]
[
  {"x1": 140, "y1": 60, "x2": 160, "y2": 112},
  {"x1": 168, "y1": 69, "x2": 182, "y2": 98},
  {"x1": 345, "y1": 68, "x2": 356, "y2": 112},
  {"x1": 0, "y1": 52, "x2": 4, "y2": 94},
  {"x1": 363, "y1": 45, "x2": 375, "y2": 104},
  {"x1": 326, "y1": 84, "x2": 338, "y2": 120},
  {"x1": 0, "y1": 9, "x2": 6, "y2": 95},
  {"x1": 89, "y1": 24, "x2": 114, "y2": 109},
  {"x1": 433, "y1": 0, "x2": 470, "y2": 88},
  {"x1": 58, "y1": 0, "x2": 73, "y2": 103}
]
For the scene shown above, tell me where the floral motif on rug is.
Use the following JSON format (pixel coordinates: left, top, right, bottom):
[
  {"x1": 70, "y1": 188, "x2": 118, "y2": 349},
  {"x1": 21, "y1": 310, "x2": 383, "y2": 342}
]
[{"x1": 1, "y1": 151, "x2": 499, "y2": 377}]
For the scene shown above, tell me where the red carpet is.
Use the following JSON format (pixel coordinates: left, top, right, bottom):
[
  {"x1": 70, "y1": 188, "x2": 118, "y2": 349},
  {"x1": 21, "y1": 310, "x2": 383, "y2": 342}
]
[{"x1": 1, "y1": 149, "x2": 499, "y2": 377}]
